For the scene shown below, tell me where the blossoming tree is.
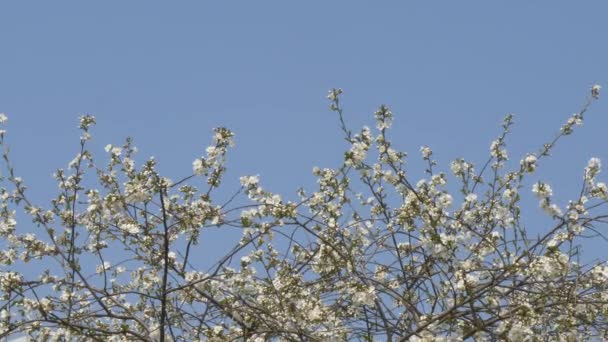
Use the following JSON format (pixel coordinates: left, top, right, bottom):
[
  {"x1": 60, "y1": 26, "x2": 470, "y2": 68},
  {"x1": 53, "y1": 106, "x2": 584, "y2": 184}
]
[{"x1": 0, "y1": 86, "x2": 607, "y2": 341}]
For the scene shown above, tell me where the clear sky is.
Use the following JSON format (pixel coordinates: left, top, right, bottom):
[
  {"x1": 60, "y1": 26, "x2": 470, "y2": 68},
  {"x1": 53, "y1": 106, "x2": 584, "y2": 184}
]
[{"x1": 1, "y1": 2, "x2": 607, "y2": 262}]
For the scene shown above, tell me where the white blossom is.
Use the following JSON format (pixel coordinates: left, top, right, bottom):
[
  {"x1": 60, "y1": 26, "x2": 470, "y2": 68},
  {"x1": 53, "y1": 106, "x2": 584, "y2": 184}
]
[
  {"x1": 193, "y1": 158, "x2": 207, "y2": 175},
  {"x1": 521, "y1": 153, "x2": 537, "y2": 173},
  {"x1": 420, "y1": 146, "x2": 432, "y2": 159},
  {"x1": 592, "y1": 84, "x2": 601, "y2": 99},
  {"x1": 585, "y1": 157, "x2": 601, "y2": 182},
  {"x1": 240, "y1": 175, "x2": 259, "y2": 187},
  {"x1": 532, "y1": 182, "x2": 553, "y2": 198}
]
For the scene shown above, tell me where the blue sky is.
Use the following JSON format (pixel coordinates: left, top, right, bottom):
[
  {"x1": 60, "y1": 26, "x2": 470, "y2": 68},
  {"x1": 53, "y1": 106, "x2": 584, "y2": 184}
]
[{"x1": 1, "y1": 2, "x2": 607, "y2": 262}]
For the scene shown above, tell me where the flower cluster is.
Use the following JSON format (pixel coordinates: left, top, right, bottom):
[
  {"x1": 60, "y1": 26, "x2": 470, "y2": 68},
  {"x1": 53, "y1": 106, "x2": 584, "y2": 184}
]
[{"x1": 0, "y1": 86, "x2": 607, "y2": 341}]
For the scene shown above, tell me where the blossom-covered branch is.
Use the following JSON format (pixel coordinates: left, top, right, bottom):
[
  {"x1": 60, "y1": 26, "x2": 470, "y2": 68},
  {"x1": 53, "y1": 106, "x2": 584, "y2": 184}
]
[{"x1": 0, "y1": 85, "x2": 607, "y2": 341}]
